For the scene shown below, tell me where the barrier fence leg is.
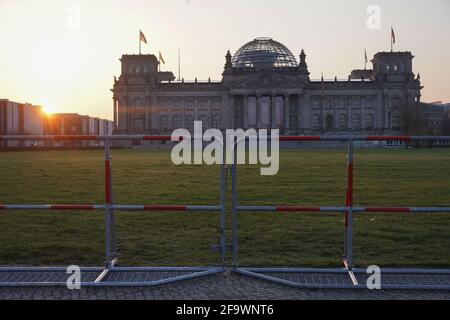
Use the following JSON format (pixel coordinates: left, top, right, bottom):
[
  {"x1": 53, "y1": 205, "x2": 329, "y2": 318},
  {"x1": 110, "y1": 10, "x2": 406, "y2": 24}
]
[
  {"x1": 344, "y1": 140, "x2": 354, "y2": 270},
  {"x1": 108, "y1": 142, "x2": 118, "y2": 262},
  {"x1": 231, "y1": 143, "x2": 238, "y2": 269},
  {"x1": 219, "y1": 148, "x2": 226, "y2": 268},
  {"x1": 104, "y1": 138, "x2": 113, "y2": 268}
]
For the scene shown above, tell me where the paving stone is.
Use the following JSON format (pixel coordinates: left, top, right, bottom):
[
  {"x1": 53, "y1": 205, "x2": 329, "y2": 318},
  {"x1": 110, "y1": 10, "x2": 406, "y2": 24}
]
[{"x1": 0, "y1": 273, "x2": 449, "y2": 300}]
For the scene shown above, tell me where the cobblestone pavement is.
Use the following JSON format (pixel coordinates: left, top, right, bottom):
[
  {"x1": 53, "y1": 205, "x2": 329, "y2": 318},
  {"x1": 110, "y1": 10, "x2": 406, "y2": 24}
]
[{"x1": 1, "y1": 271, "x2": 449, "y2": 300}]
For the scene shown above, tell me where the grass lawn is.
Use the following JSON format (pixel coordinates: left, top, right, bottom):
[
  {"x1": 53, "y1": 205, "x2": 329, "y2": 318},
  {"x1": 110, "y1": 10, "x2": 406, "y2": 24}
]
[{"x1": 0, "y1": 148, "x2": 450, "y2": 268}]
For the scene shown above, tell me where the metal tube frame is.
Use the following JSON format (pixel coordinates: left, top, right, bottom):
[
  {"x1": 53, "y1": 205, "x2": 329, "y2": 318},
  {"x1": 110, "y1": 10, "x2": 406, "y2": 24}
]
[
  {"x1": 231, "y1": 136, "x2": 450, "y2": 290},
  {"x1": 0, "y1": 135, "x2": 226, "y2": 287}
]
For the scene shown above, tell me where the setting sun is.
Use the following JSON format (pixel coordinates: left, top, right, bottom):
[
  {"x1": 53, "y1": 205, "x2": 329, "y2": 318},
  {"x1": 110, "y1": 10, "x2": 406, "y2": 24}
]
[{"x1": 41, "y1": 101, "x2": 56, "y2": 115}]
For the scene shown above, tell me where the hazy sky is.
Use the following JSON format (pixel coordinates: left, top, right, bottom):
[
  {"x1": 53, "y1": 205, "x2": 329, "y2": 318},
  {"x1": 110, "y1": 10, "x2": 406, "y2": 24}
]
[{"x1": 0, "y1": 0, "x2": 449, "y2": 119}]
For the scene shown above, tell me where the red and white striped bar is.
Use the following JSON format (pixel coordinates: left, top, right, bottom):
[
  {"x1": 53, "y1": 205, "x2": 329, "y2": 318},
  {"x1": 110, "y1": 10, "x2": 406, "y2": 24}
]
[
  {"x1": 237, "y1": 206, "x2": 347, "y2": 212},
  {"x1": 0, "y1": 204, "x2": 222, "y2": 211},
  {"x1": 236, "y1": 206, "x2": 450, "y2": 213},
  {"x1": 278, "y1": 135, "x2": 441, "y2": 142},
  {"x1": 3, "y1": 205, "x2": 449, "y2": 213},
  {"x1": 0, "y1": 205, "x2": 104, "y2": 210},
  {"x1": 2, "y1": 135, "x2": 450, "y2": 142},
  {"x1": 354, "y1": 207, "x2": 450, "y2": 213},
  {"x1": 0, "y1": 135, "x2": 181, "y2": 141},
  {"x1": 113, "y1": 205, "x2": 221, "y2": 211}
]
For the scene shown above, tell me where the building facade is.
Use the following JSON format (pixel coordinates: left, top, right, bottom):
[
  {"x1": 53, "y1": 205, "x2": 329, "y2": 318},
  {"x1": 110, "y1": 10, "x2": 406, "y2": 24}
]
[
  {"x1": 45, "y1": 113, "x2": 114, "y2": 146},
  {"x1": 0, "y1": 99, "x2": 44, "y2": 147},
  {"x1": 112, "y1": 37, "x2": 423, "y2": 137}
]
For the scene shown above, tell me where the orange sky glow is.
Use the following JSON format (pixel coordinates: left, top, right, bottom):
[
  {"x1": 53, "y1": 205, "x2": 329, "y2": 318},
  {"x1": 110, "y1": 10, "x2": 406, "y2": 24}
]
[{"x1": 0, "y1": 0, "x2": 449, "y2": 120}]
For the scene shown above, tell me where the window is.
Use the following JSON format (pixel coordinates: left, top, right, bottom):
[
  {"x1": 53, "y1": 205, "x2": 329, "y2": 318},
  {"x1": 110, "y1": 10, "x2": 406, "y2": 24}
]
[
  {"x1": 172, "y1": 115, "x2": 182, "y2": 129},
  {"x1": 131, "y1": 99, "x2": 143, "y2": 110},
  {"x1": 326, "y1": 114, "x2": 333, "y2": 130},
  {"x1": 212, "y1": 115, "x2": 220, "y2": 128},
  {"x1": 351, "y1": 114, "x2": 360, "y2": 130},
  {"x1": 199, "y1": 115, "x2": 208, "y2": 129},
  {"x1": 133, "y1": 118, "x2": 144, "y2": 133},
  {"x1": 338, "y1": 114, "x2": 347, "y2": 129},
  {"x1": 185, "y1": 115, "x2": 194, "y2": 132},
  {"x1": 390, "y1": 97, "x2": 404, "y2": 108},
  {"x1": 289, "y1": 103, "x2": 298, "y2": 129},
  {"x1": 311, "y1": 115, "x2": 321, "y2": 129},
  {"x1": 391, "y1": 112, "x2": 401, "y2": 130},
  {"x1": 160, "y1": 116, "x2": 168, "y2": 131},
  {"x1": 365, "y1": 114, "x2": 374, "y2": 130}
]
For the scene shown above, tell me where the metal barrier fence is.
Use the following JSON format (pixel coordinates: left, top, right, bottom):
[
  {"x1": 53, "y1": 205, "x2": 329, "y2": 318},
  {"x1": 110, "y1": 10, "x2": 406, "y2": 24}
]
[
  {"x1": 2, "y1": 134, "x2": 450, "y2": 289},
  {"x1": 231, "y1": 135, "x2": 450, "y2": 290},
  {"x1": 0, "y1": 135, "x2": 226, "y2": 287}
]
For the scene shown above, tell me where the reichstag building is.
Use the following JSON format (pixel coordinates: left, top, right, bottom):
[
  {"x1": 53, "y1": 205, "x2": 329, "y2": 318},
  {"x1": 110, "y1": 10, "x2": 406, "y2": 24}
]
[{"x1": 112, "y1": 37, "x2": 422, "y2": 136}]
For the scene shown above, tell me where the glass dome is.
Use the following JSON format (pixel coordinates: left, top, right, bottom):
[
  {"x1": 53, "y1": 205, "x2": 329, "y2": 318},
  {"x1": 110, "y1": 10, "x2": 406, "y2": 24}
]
[{"x1": 232, "y1": 37, "x2": 298, "y2": 68}]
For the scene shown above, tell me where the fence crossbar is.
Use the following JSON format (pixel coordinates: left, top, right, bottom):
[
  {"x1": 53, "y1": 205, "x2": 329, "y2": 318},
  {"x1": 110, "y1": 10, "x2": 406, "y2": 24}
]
[
  {"x1": 234, "y1": 206, "x2": 450, "y2": 213},
  {"x1": 2, "y1": 135, "x2": 450, "y2": 142}
]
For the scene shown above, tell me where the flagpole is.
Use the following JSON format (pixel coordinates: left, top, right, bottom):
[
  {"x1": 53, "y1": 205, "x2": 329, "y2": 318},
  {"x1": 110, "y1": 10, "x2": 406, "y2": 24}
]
[
  {"x1": 178, "y1": 49, "x2": 181, "y2": 81},
  {"x1": 391, "y1": 27, "x2": 393, "y2": 52},
  {"x1": 364, "y1": 50, "x2": 367, "y2": 70}
]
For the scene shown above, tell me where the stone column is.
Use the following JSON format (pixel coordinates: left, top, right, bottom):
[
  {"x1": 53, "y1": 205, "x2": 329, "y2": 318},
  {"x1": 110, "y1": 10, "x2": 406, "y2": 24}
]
[
  {"x1": 384, "y1": 94, "x2": 390, "y2": 129},
  {"x1": 376, "y1": 91, "x2": 384, "y2": 130},
  {"x1": 230, "y1": 95, "x2": 235, "y2": 128},
  {"x1": 284, "y1": 94, "x2": 290, "y2": 130},
  {"x1": 151, "y1": 96, "x2": 158, "y2": 132},
  {"x1": 113, "y1": 97, "x2": 118, "y2": 131},
  {"x1": 333, "y1": 96, "x2": 338, "y2": 130},
  {"x1": 208, "y1": 97, "x2": 212, "y2": 129},
  {"x1": 361, "y1": 96, "x2": 366, "y2": 130},
  {"x1": 125, "y1": 96, "x2": 130, "y2": 132},
  {"x1": 301, "y1": 94, "x2": 310, "y2": 132},
  {"x1": 145, "y1": 95, "x2": 151, "y2": 132},
  {"x1": 168, "y1": 98, "x2": 173, "y2": 131},
  {"x1": 243, "y1": 94, "x2": 248, "y2": 129},
  {"x1": 347, "y1": 97, "x2": 351, "y2": 130},
  {"x1": 221, "y1": 93, "x2": 231, "y2": 129},
  {"x1": 256, "y1": 94, "x2": 261, "y2": 129},
  {"x1": 271, "y1": 93, "x2": 276, "y2": 129}
]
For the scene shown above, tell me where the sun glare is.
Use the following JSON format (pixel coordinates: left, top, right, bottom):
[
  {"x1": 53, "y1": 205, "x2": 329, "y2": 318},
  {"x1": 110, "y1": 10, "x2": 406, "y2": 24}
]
[{"x1": 42, "y1": 102, "x2": 56, "y2": 115}]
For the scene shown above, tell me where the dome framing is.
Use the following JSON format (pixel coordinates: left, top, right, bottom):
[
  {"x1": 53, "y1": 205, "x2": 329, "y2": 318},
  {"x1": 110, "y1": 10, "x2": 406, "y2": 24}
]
[{"x1": 231, "y1": 37, "x2": 298, "y2": 69}]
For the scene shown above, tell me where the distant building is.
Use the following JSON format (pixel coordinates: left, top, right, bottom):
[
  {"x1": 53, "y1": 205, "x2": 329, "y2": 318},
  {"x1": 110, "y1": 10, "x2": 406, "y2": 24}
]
[
  {"x1": 112, "y1": 37, "x2": 425, "y2": 140},
  {"x1": 45, "y1": 113, "x2": 113, "y2": 135},
  {"x1": 45, "y1": 113, "x2": 113, "y2": 146},
  {"x1": 0, "y1": 99, "x2": 113, "y2": 147},
  {"x1": 0, "y1": 99, "x2": 44, "y2": 147}
]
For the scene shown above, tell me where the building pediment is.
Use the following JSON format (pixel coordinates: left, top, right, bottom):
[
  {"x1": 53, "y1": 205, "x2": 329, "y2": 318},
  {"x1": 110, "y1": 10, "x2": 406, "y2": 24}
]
[{"x1": 228, "y1": 70, "x2": 306, "y2": 91}]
